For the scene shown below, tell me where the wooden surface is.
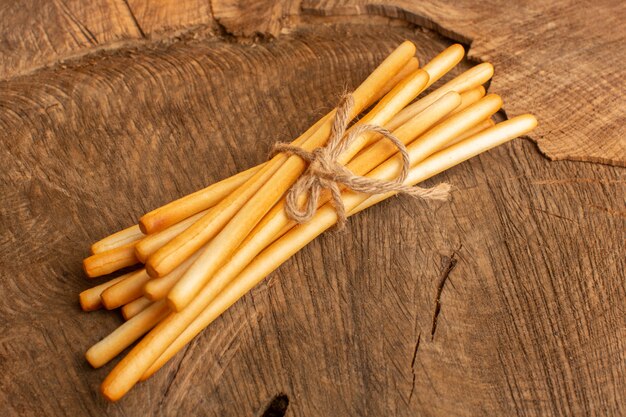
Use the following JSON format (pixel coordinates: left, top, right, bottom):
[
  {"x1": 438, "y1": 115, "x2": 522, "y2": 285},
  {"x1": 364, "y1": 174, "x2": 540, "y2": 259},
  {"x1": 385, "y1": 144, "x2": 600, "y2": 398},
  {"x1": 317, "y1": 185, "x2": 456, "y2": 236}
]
[
  {"x1": 1, "y1": 0, "x2": 624, "y2": 165},
  {"x1": 0, "y1": 2, "x2": 625, "y2": 416}
]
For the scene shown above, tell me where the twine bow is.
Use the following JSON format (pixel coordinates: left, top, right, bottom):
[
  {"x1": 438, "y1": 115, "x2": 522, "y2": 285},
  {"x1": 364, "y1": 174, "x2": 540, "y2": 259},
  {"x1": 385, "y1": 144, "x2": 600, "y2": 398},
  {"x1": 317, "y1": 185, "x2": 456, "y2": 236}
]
[{"x1": 272, "y1": 94, "x2": 450, "y2": 229}]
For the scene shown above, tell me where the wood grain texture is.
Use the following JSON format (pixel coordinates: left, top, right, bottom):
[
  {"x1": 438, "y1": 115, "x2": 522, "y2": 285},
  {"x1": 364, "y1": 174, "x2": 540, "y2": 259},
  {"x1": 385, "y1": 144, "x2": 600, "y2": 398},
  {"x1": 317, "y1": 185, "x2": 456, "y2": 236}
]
[
  {"x1": 0, "y1": 12, "x2": 625, "y2": 417},
  {"x1": 0, "y1": 0, "x2": 143, "y2": 80},
  {"x1": 125, "y1": 0, "x2": 213, "y2": 35},
  {"x1": 212, "y1": 0, "x2": 626, "y2": 165},
  {"x1": 2, "y1": 1, "x2": 623, "y2": 164}
]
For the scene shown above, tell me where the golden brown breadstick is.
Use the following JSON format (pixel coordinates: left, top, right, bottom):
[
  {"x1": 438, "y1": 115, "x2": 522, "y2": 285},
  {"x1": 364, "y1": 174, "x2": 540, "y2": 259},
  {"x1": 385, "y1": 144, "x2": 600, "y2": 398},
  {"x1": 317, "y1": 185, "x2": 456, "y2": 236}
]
[
  {"x1": 83, "y1": 242, "x2": 139, "y2": 278},
  {"x1": 79, "y1": 273, "x2": 132, "y2": 311},
  {"x1": 100, "y1": 269, "x2": 151, "y2": 310},
  {"x1": 121, "y1": 297, "x2": 153, "y2": 320}
]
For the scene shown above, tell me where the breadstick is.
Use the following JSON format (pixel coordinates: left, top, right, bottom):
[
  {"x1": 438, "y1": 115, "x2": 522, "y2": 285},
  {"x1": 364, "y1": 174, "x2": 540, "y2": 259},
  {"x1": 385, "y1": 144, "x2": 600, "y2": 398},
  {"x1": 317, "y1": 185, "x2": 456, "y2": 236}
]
[
  {"x1": 189, "y1": 94, "x2": 499, "y2": 308},
  {"x1": 79, "y1": 273, "x2": 133, "y2": 311},
  {"x1": 91, "y1": 225, "x2": 144, "y2": 254},
  {"x1": 146, "y1": 41, "x2": 417, "y2": 280},
  {"x1": 138, "y1": 51, "x2": 419, "y2": 236},
  {"x1": 449, "y1": 86, "x2": 486, "y2": 116},
  {"x1": 421, "y1": 44, "x2": 465, "y2": 88},
  {"x1": 135, "y1": 210, "x2": 207, "y2": 263},
  {"x1": 374, "y1": 57, "x2": 420, "y2": 103},
  {"x1": 139, "y1": 165, "x2": 261, "y2": 234},
  {"x1": 83, "y1": 242, "x2": 139, "y2": 278},
  {"x1": 121, "y1": 297, "x2": 152, "y2": 320},
  {"x1": 141, "y1": 114, "x2": 537, "y2": 381},
  {"x1": 143, "y1": 249, "x2": 203, "y2": 301},
  {"x1": 447, "y1": 118, "x2": 495, "y2": 146},
  {"x1": 167, "y1": 67, "x2": 430, "y2": 310},
  {"x1": 100, "y1": 269, "x2": 151, "y2": 310},
  {"x1": 86, "y1": 300, "x2": 169, "y2": 368},
  {"x1": 391, "y1": 62, "x2": 494, "y2": 128}
]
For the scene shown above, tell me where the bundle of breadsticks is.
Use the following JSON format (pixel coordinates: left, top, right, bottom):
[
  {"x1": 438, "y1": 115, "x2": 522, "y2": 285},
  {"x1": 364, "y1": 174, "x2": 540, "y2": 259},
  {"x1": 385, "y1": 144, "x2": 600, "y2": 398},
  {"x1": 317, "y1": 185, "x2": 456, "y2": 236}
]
[{"x1": 80, "y1": 41, "x2": 536, "y2": 401}]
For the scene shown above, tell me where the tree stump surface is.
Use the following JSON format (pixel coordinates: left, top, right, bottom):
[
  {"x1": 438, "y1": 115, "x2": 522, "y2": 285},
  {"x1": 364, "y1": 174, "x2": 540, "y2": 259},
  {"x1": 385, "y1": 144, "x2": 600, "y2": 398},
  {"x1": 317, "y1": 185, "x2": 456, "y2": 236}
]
[{"x1": 0, "y1": 1, "x2": 624, "y2": 416}]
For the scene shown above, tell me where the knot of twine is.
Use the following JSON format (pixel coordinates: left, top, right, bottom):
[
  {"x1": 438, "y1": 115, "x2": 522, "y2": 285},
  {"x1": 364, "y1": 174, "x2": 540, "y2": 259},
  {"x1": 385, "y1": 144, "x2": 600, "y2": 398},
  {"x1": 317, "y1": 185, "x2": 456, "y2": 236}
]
[{"x1": 272, "y1": 94, "x2": 450, "y2": 229}]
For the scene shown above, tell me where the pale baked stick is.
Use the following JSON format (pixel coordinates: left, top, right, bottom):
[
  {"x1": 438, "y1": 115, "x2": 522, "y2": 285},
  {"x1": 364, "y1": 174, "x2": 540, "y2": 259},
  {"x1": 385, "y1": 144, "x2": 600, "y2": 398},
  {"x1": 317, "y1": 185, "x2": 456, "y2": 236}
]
[
  {"x1": 86, "y1": 300, "x2": 170, "y2": 368},
  {"x1": 83, "y1": 243, "x2": 139, "y2": 278},
  {"x1": 166, "y1": 67, "x2": 431, "y2": 310},
  {"x1": 146, "y1": 42, "x2": 418, "y2": 281},
  {"x1": 447, "y1": 118, "x2": 495, "y2": 146},
  {"x1": 143, "y1": 249, "x2": 203, "y2": 301},
  {"x1": 421, "y1": 44, "x2": 465, "y2": 89},
  {"x1": 100, "y1": 269, "x2": 151, "y2": 310},
  {"x1": 448, "y1": 86, "x2": 486, "y2": 116},
  {"x1": 137, "y1": 115, "x2": 538, "y2": 383},
  {"x1": 183, "y1": 94, "x2": 501, "y2": 309},
  {"x1": 374, "y1": 57, "x2": 420, "y2": 103},
  {"x1": 91, "y1": 225, "x2": 144, "y2": 254},
  {"x1": 79, "y1": 272, "x2": 133, "y2": 311},
  {"x1": 391, "y1": 62, "x2": 494, "y2": 128},
  {"x1": 100, "y1": 96, "x2": 506, "y2": 399},
  {"x1": 139, "y1": 165, "x2": 261, "y2": 234},
  {"x1": 138, "y1": 46, "x2": 417, "y2": 236},
  {"x1": 134, "y1": 210, "x2": 207, "y2": 263},
  {"x1": 121, "y1": 297, "x2": 153, "y2": 320}
]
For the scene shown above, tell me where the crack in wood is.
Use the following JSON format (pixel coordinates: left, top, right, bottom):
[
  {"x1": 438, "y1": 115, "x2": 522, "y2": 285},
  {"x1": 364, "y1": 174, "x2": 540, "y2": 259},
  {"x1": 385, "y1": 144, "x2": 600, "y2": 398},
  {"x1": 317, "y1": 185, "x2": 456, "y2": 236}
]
[
  {"x1": 261, "y1": 393, "x2": 289, "y2": 417},
  {"x1": 408, "y1": 333, "x2": 421, "y2": 402},
  {"x1": 53, "y1": 0, "x2": 98, "y2": 46},
  {"x1": 120, "y1": 0, "x2": 146, "y2": 38},
  {"x1": 430, "y1": 250, "x2": 459, "y2": 340}
]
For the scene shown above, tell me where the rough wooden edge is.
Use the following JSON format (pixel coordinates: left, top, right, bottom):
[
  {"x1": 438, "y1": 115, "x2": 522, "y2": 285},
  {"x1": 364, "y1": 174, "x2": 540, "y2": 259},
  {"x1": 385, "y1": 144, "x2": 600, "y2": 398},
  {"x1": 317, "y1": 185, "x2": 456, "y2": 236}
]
[{"x1": 1, "y1": 4, "x2": 623, "y2": 168}]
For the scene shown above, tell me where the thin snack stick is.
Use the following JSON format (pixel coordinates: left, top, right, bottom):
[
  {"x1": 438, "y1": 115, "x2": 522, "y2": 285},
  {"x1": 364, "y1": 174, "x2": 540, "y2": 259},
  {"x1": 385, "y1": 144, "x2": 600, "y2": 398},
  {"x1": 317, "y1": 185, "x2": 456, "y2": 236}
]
[
  {"x1": 83, "y1": 242, "x2": 139, "y2": 278},
  {"x1": 147, "y1": 41, "x2": 417, "y2": 280},
  {"x1": 190, "y1": 94, "x2": 499, "y2": 308},
  {"x1": 421, "y1": 44, "x2": 465, "y2": 88},
  {"x1": 96, "y1": 166, "x2": 259, "y2": 252},
  {"x1": 121, "y1": 297, "x2": 153, "y2": 320},
  {"x1": 373, "y1": 57, "x2": 420, "y2": 103},
  {"x1": 143, "y1": 249, "x2": 203, "y2": 301},
  {"x1": 91, "y1": 225, "x2": 144, "y2": 254},
  {"x1": 138, "y1": 50, "x2": 418, "y2": 236},
  {"x1": 139, "y1": 165, "x2": 261, "y2": 234},
  {"x1": 86, "y1": 300, "x2": 170, "y2": 368},
  {"x1": 448, "y1": 86, "x2": 486, "y2": 116},
  {"x1": 138, "y1": 81, "x2": 464, "y2": 270},
  {"x1": 135, "y1": 210, "x2": 208, "y2": 263},
  {"x1": 101, "y1": 269, "x2": 151, "y2": 310},
  {"x1": 447, "y1": 118, "x2": 495, "y2": 146},
  {"x1": 357, "y1": 79, "x2": 485, "y2": 163},
  {"x1": 381, "y1": 44, "x2": 466, "y2": 134},
  {"x1": 145, "y1": 112, "x2": 332, "y2": 278},
  {"x1": 391, "y1": 62, "x2": 494, "y2": 128},
  {"x1": 79, "y1": 272, "x2": 133, "y2": 311},
  {"x1": 168, "y1": 67, "x2": 430, "y2": 310},
  {"x1": 140, "y1": 115, "x2": 537, "y2": 381}
]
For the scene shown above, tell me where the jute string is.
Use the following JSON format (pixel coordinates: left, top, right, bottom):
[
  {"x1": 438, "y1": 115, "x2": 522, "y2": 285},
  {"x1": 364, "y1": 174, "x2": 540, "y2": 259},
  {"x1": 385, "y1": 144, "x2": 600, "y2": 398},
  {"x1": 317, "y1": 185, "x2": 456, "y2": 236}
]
[{"x1": 272, "y1": 94, "x2": 450, "y2": 229}]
